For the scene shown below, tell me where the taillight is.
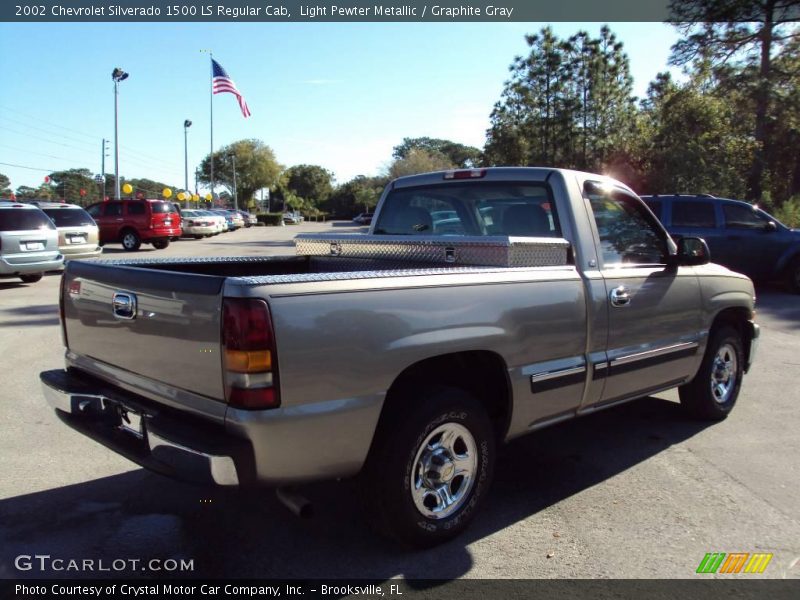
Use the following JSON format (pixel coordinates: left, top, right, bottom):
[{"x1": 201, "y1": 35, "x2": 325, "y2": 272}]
[
  {"x1": 444, "y1": 168, "x2": 486, "y2": 180},
  {"x1": 222, "y1": 298, "x2": 280, "y2": 409}
]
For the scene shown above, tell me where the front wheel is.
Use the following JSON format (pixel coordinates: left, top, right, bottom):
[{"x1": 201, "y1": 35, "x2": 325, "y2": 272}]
[
  {"x1": 362, "y1": 387, "x2": 495, "y2": 547},
  {"x1": 679, "y1": 326, "x2": 744, "y2": 420}
]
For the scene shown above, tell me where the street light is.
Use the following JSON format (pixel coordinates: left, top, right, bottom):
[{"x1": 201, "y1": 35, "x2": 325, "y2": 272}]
[
  {"x1": 112, "y1": 67, "x2": 129, "y2": 201},
  {"x1": 183, "y1": 119, "x2": 192, "y2": 208}
]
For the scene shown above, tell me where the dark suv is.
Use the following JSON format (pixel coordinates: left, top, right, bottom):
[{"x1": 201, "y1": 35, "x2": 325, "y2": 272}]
[
  {"x1": 641, "y1": 194, "x2": 800, "y2": 292},
  {"x1": 86, "y1": 199, "x2": 182, "y2": 251}
]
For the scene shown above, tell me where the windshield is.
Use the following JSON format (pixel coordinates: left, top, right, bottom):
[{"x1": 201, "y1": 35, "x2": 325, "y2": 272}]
[
  {"x1": 373, "y1": 182, "x2": 560, "y2": 237},
  {"x1": 43, "y1": 208, "x2": 95, "y2": 227}
]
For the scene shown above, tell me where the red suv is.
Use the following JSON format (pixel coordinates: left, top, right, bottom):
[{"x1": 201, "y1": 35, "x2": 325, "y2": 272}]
[{"x1": 86, "y1": 199, "x2": 182, "y2": 251}]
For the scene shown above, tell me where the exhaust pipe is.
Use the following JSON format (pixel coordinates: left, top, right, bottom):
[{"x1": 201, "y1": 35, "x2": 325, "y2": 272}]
[{"x1": 276, "y1": 487, "x2": 313, "y2": 518}]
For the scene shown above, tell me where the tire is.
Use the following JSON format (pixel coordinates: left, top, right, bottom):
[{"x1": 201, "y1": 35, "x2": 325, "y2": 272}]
[
  {"x1": 679, "y1": 326, "x2": 744, "y2": 421},
  {"x1": 194, "y1": 235, "x2": 204, "y2": 240},
  {"x1": 121, "y1": 229, "x2": 141, "y2": 251},
  {"x1": 787, "y1": 257, "x2": 800, "y2": 294},
  {"x1": 152, "y1": 239, "x2": 170, "y2": 250},
  {"x1": 362, "y1": 386, "x2": 495, "y2": 548},
  {"x1": 19, "y1": 273, "x2": 43, "y2": 284}
]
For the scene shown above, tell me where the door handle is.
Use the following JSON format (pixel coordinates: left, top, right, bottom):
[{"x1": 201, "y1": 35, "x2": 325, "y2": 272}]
[{"x1": 610, "y1": 286, "x2": 631, "y2": 307}]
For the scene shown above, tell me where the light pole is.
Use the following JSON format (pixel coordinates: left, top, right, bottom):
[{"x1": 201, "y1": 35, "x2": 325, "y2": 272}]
[
  {"x1": 112, "y1": 67, "x2": 129, "y2": 200},
  {"x1": 183, "y1": 119, "x2": 192, "y2": 208},
  {"x1": 231, "y1": 154, "x2": 238, "y2": 211}
]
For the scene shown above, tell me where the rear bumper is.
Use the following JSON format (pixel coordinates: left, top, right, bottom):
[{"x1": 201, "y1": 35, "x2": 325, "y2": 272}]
[
  {"x1": 40, "y1": 368, "x2": 253, "y2": 487},
  {"x1": 0, "y1": 254, "x2": 63, "y2": 275},
  {"x1": 61, "y1": 247, "x2": 103, "y2": 260},
  {"x1": 143, "y1": 227, "x2": 182, "y2": 240}
]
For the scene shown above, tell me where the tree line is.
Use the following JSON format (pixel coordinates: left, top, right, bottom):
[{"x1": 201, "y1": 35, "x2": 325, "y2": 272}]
[{"x1": 2, "y1": 1, "x2": 798, "y2": 225}]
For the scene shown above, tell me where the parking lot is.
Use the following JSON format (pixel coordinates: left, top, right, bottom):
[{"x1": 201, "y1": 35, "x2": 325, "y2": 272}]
[{"x1": 1, "y1": 221, "x2": 799, "y2": 580}]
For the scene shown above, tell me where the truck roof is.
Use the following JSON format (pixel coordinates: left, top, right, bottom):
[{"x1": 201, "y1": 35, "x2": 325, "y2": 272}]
[{"x1": 389, "y1": 166, "x2": 635, "y2": 195}]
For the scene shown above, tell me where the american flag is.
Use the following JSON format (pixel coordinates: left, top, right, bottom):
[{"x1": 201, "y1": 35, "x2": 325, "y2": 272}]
[{"x1": 212, "y1": 58, "x2": 251, "y2": 118}]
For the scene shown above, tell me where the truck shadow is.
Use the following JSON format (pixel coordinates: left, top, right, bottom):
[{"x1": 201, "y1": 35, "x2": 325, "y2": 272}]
[
  {"x1": 0, "y1": 396, "x2": 709, "y2": 581},
  {"x1": 0, "y1": 303, "x2": 60, "y2": 327}
]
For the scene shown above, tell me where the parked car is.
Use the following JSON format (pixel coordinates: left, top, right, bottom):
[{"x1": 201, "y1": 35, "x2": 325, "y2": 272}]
[
  {"x1": 0, "y1": 200, "x2": 63, "y2": 282},
  {"x1": 180, "y1": 209, "x2": 219, "y2": 239},
  {"x1": 42, "y1": 167, "x2": 759, "y2": 547},
  {"x1": 35, "y1": 202, "x2": 102, "y2": 261},
  {"x1": 195, "y1": 210, "x2": 226, "y2": 234},
  {"x1": 209, "y1": 209, "x2": 235, "y2": 231},
  {"x1": 237, "y1": 210, "x2": 257, "y2": 227},
  {"x1": 352, "y1": 212, "x2": 374, "y2": 225},
  {"x1": 224, "y1": 210, "x2": 246, "y2": 230},
  {"x1": 85, "y1": 199, "x2": 182, "y2": 251},
  {"x1": 283, "y1": 212, "x2": 301, "y2": 224},
  {"x1": 641, "y1": 194, "x2": 800, "y2": 292}
]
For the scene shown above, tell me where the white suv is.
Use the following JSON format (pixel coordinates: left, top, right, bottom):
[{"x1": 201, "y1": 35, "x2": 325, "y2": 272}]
[{"x1": 0, "y1": 201, "x2": 63, "y2": 283}]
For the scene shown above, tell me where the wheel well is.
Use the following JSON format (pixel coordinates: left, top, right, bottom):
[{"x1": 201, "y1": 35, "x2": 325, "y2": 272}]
[
  {"x1": 710, "y1": 307, "x2": 752, "y2": 358},
  {"x1": 118, "y1": 226, "x2": 137, "y2": 239},
  {"x1": 381, "y1": 351, "x2": 512, "y2": 442}
]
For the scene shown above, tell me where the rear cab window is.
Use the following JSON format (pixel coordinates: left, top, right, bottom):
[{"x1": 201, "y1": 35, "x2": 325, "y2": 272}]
[{"x1": 373, "y1": 182, "x2": 560, "y2": 237}]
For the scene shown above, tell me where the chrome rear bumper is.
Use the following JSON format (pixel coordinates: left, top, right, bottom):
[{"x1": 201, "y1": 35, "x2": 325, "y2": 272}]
[{"x1": 41, "y1": 369, "x2": 246, "y2": 486}]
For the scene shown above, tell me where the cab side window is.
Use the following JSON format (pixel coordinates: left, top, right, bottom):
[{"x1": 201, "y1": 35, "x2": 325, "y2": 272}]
[
  {"x1": 104, "y1": 203, "x2": 123, "y2": 217},
  {"x1": 87, "y1": 204, "x2": 103, "y2": 218},
  {"x1": 127, "y1": 203, "x2": 145, "y2": 216},
  {"x1": 672, "y1": 201, "x2": 716, "y2": 228},
  {"x1": 585, "y1": 183, "x2": 667, "y2": 266}
]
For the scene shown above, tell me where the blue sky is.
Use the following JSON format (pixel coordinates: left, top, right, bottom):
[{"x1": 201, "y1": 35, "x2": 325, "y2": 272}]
[{"x1": 0, "y1": 22, "x2": 681, "y2": 194}]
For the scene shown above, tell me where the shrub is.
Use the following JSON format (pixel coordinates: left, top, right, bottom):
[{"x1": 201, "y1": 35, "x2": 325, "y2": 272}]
[
  {"x1": 256, "y1": 212, "x2": 284, "y2": 226},
  {"x1": 774, "y1": 197, "x2": 800, "y2": 229}
]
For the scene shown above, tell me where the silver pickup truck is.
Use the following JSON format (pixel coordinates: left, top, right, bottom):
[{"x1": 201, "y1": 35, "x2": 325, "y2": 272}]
[{"x1": 40, "y1": 167, "x2": 759, "y2": 547}]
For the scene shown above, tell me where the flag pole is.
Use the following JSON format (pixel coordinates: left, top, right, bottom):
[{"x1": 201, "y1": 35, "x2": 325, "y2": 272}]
[{"x1": 209, "y1": 51, "x2": 214, "y2": 201}]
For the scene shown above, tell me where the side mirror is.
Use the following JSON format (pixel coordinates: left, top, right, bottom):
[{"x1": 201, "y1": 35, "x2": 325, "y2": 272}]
[
  {"x1": 670, "y1": 236, "x2": 710, "y2": 267},
  {"x1": 765, "y1": 221, "x2": 777, "y2": 232}
]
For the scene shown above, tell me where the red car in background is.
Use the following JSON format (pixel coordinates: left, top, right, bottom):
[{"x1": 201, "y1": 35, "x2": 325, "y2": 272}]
[{"x1": 86, "y1": 199, "x2": 182, "y2": 251}]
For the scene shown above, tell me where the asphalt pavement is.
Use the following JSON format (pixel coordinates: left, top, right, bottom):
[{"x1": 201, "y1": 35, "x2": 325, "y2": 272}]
[{"x1": 1, "y1": 221, "x2": 798, "y2": 581}]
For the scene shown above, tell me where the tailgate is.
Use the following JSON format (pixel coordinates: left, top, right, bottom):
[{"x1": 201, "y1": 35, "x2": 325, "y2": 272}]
[{"x1": 63, "y1": 260, "x2": 226, "y2": 401}]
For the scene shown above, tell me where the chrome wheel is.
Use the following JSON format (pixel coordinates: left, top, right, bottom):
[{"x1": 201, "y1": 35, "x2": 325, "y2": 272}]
[
  {"x1": 710, "y1": 343, "x2": 738, "y2": 404},
  {"x1": 410, "y1": 422, "x2": 477, "y2": 519}
]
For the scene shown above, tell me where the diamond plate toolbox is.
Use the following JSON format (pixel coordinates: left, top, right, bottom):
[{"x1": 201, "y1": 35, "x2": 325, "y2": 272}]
[{"x1": 294, "y1": 233, "x2": 570, "y2": 268}]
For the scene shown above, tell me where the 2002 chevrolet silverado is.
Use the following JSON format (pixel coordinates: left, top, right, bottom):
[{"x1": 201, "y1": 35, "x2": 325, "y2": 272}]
[{"x1": 40, "y1": 167, "x2": 759, "y2": 547}]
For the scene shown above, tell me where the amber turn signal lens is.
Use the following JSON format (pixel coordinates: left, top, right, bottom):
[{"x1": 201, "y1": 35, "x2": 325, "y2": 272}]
[{"x1": 225, "y1": 349, "x2": 272, "y2": 373}]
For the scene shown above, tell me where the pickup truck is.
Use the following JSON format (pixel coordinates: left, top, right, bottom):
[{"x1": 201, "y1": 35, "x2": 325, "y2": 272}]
[{"x1": 40, "y1": 167, "x2": 760, "y2": 547}]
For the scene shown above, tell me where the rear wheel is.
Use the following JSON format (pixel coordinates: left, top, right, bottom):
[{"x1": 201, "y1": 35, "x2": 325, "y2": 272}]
[
  {"x1": 121, "y1": 229, "x2": 141, "y2": 251},
  {"x1": 152, "y1": 239, "x2": 170, "y2": 250},
  {"x1": 362, "y1": 386, "x2": 495, "y2": 547},
  {"x1": 19, "y1": 273, "x2": 43, "y2": 283},
  {"x1": 679, "y1": 326, "x2": 744, "y2": 420}
]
